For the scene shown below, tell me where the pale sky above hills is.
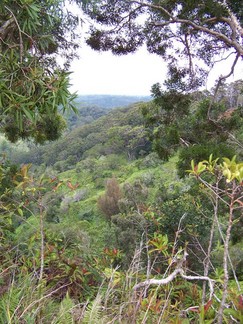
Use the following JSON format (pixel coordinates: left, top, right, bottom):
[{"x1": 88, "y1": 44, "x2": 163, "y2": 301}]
[
  {"x1": 69, "y1": 43, "x2": 243, "y2": 96},
  {"x1": 69, "y1": 45, "x2": 165, "y2": 96},
  {"x1": 67, "y1": 4, "x2": 243, "y2": 97}
]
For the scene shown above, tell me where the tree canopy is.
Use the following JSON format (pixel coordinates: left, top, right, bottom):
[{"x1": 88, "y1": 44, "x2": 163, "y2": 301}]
[
  {"x1": 82, "y1": 0, "x2": 243, "y2": 92},
  {"x1": 0, "y1": 0, "x2": 80, "y2": 143}
]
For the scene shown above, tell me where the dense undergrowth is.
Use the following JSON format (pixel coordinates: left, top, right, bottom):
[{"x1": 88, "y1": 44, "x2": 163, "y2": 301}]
[{"x1": 0, "y1": 89, "x2": 243, "y2": 323}]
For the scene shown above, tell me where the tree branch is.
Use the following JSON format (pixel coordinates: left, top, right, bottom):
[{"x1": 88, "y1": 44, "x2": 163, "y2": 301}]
[
  {"x1": 222, "y1": 0, "x2": 243, "y2": 38},
  {"x1": 208, "y1": 53, "x2": 240, "y2": 120},
  {"x1": 133, "y1": 250, "x2": 215, "y2": 300},
  {"x1": 134, "y1": 267, "x2": 215, "y2": 298},
  {"x1": 133, "y1": 267, "x2": 182, "y2": 289},
  {"x1": 155, "y1": 18, "x2": 243, "y2": 56},
  {"x1": 4, "y1": 6, "x2": 24, "y2": 62},
  {"x1": 0, "y1": 17, "x2": 15, "y2": 39},
  {"x1": 132, "y1": 1, "x2": 173, "y2": 19},
  {"x1": 132, "y1": 1, "x2": 243, "y2": 57}
]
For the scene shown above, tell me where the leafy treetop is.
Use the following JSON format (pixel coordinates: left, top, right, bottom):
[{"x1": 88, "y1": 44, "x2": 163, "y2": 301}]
[{"x1": 0, "y1": 0, "x2": 80, "y2": 143}]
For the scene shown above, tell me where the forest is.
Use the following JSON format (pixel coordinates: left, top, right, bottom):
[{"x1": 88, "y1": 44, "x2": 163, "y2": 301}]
[{"x1": 0, "y1": 0, "x2": 243, "y2": 323}]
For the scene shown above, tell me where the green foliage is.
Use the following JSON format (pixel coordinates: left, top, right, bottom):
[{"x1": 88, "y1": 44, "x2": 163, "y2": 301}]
[
  {"x1": 157, "y1": 192, "x2": 212, "y2": 256},
  {"x1": 1, "y1": 83, "x2": 243, "y2": 323},
  {"x1": 213, "y1": 242, "x2": 243, "y2": 280},
  {"x1": 66, "y1": 104, "x2": 109, "y2": 130},
  {"x1": 0, "y1": 159, "x2": 31, "y2": 243},
  {"x1": 111, "y1": 212, "x2": 148, "y2": 267},
  {"x1": 82, "y1": 295, "x2": 103, "y2": 324},
  {"x1": 0, "y1": 0, "x2": 79, "y2": 142},
  {"x1": 148, "y1": 233, "x2": 171, "y2": 256},
  {"x1": 188, "y1": 154, "x2": 243, "y2": 320},
  {"x1": 119, "y1": 180, "x2": 148, "y2": 212},
  {"x1": 223, "y1": 293, "x2": 243, "y2": 323},
  {"x1": 142, "y1": 84, "x2": 242, "y2": 175},
  {"x1": 188, "y1": 154, "x2": 243, "y2": 182},
  {"x1": 55, "y1": 294, "x2": 75, "y2": 324},
  {"x1": 0, "y1": 275, "x2": 40, "y2": 323},
  {"x1": 221, "y1": 156, "x2": 243, "y2": 183},
  {"x1": 177, "y1": 143, "x2": 236, "y2": 178},
  {"x1": 1, "y1": 148, "x2": 242, "y2": 323},
  {"x1": 12, "y1": 102, "x2": 151, "y2": 169},
  {"x1": 142, "y1": 90, "x2": 191, "y2": 161}
]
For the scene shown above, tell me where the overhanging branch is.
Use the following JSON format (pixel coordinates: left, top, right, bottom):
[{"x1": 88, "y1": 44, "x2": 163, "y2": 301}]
[{"x1": 133, "y1": 0, "x2": 243, "y2": 57}]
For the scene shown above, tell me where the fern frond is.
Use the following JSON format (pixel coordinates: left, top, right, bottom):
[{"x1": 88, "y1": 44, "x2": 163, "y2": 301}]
[
  {"x1": 51, "y1": 293, "x2": 75, "y2": 324},
  {"x1": 82, "y1": 294, "x2": 105, "y2": 324}
]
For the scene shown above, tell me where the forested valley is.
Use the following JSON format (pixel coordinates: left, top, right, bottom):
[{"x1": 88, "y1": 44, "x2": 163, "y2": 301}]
[
  {"x1": 1, "y1": 0, "x2": 243, "y2": 323},
  {"x1": 1, "y1": 84, "x2": 243, "y2": 323}
]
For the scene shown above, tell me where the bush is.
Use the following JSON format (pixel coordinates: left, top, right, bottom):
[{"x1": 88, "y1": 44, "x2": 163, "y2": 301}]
[
  {"x1": 177, "y1": 143, "x2": 236, "y2": 177},
  {"x1": 97, "y1": 178, "x2": 122, "y2": 222}
]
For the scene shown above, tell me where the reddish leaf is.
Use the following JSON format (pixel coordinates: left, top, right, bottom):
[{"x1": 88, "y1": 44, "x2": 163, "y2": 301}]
[
  {"x1": 52, "y1": 181, "x2": 63, "y2": 191},
  {"x1": 238, "y1": 295, "x2": 243, "y2": 310},
  {"x1": 49, "y1": 176, "x2": 58, "y2": 183},
  {"x1": 67, "y1": 181, "x2": 79, "y2": 190},
  {"x1": 204, "y1": 299, "x2": 213, "y2": 313}
]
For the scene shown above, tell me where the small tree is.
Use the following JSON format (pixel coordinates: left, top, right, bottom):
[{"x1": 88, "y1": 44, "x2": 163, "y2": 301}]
[
  {"x1": 97, "y1": 177, "x2": 122, "y2": 222},
  {"x1": 0, "y1": 0, "x2": 80, "y2": 143},
  {"x1": 133, "y1": 155, "x2": 242, "y2": 323},
  {"x1": 189, "y1": 155, "x2": 243, "y2": 323}
]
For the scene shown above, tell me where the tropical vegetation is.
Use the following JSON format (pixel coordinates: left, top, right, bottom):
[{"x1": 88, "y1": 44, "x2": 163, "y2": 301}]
[{"x1": 0, "y1": 0, "x2": 243, "y2": 323}]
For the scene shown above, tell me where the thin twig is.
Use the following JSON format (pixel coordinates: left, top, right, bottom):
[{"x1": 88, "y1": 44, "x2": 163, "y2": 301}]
[
  {"x1": 4, "y1": 6, "x2": 24, "y2": 63},
  {"x1": 19, "y1": 283, "x2": 72, "y2": 319},
  {"x1": 207, "y1": 53, "x2": 240, "y2": 119}
]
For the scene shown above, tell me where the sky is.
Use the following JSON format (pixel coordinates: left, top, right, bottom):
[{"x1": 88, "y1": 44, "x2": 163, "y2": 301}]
[
  {"x1": 67, "y1": 4, "x2": 166, "y2": 96},
  {"x1": 69, "y1": 43, "x2": 243, "y2": 96},
  {"x1": 67, "y1": 5, "x2": 243, "y2": 97},
  {"x1": 69, "y1": 44, "x2": 166, "y2": 96}
]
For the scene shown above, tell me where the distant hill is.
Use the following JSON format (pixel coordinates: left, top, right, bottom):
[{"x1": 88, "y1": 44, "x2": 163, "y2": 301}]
[
  {"x1": 64, "y1": 95, "x2": 151, "y2": 130},
  {"x1": 65, "y1": 105, "x2": 110, "y2": 130},
  {"x1": 75, "y1": 94, "x2": 151, "y2": 109},
  {"x1": 12, "y1": 103, "x2": 151, "y2": 168}
]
